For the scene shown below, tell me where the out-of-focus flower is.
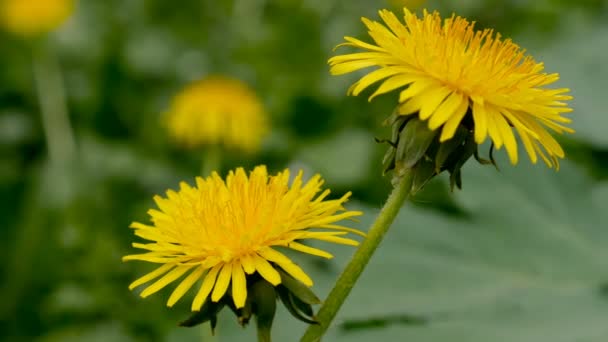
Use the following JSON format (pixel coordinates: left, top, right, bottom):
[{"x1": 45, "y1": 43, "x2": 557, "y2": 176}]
[
  {"x1": 0, "y1": 0, "x2": 74, "y2": 37},
  {"x1": 329, "y1": 8, "x2": 573, "y2": 186},
  {"x1": 123, "y1": 166, "x2": 363, "y2": 332},
  {"x1": 164, "y1": 76, "x2": 268, "y2": 153}
]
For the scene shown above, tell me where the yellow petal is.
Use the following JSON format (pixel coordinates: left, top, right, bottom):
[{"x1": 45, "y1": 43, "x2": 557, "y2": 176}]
[
  {"x1": 398, "y1": 78, "x2": 436, "y2": 103},
  {"x1": 129, "y1": 222, "x2": 154, "y2": 230},
  {"x1": 440, "y1": 98, "x2": 469, "y2": 142},
  {"x1": 258, "y1": 248, "x2": 313, "y2": 287},
  {"x1": 167, "y1": 266, "x2": 205, "y2": 307},
  {"x1": 514, "y1": 126, "x2": 537, "y2": 164},
  {"x1": 253, "y1": 254, "x2": 281, "y2": 286},
  {"x1": 241, "y1": 253, "x2": 256, "y2": 274},
  {"x1": 192, "y1": 264, "x2": 222, "y2": 311},
  {"x1": 302, "y1": 232, "x2": 360, "y2": 246},
  {"x1": 534, "y1": 143, "x2": 553, "y2": 167},
  {"x1": 140, "y1": 264, "x2": 193, "y2": 298},
  {"x1": 311, "y1": 211, "x2": 363, "y2": 226},
  {"x1": 515, "y1": 114, "x2": 565, "y2": 159},
  {"x1": 340, "y1": 36, "x2": 386, "y2": 52},
  {"x1": 348, "y1": 66, "x2": 408, "y2": 96},
  {"x1": 495, "y1": 113, "x2": 518, "y2": 164},
  {"x1": 123, "y1": 254, "x2": 177, "y2": 263},
  {"x1": 472, "y1": 100, "x2": 488, "y2": 144},
  {"x1": 128, "y1": 263, "x2": 174, "y2": 290},
  {"x1": 278, "y1": 262, "x2": 313, "y2": 287},
  {"x1": 369, "y1": 74, "x2": 420, "y2": 101},
  {"x1": 257, "y1": 247, "x2": 292, "y2": 265},
  {"x1": 428, "y1": 91, "x2": 465, "y2": 130},
  {"x1": 484, "y1": 105, "x2": 504, "y2": 149},
  {"x1": 330, "y1": 59, "x2": 383, "y2": 75},
  {"x1": 398, "y1": 97, "x2": 424, "y2": 116},
  {"x1": 211, "y1": 262, "x2": 233, "y2": 303},
  {"x1": 231, "y1": 262, "x2": 247, "y2": 308},
  {"x1": 379, "y1": 9, "x2": 408, "y2": 37},
  {"x1": 288, "y1": 241, "x2": 333, "y2": 259},
  {"x1": 418, "y1": 86, "x2": 453, "y2": 120},
  {"x1": 318, "y1": 224, "x2": 366, "y2": 237},
  {"x1": 329, "y1": 52, "x2": 394, "y2": 64},
  {"x1": 501, "y1": 109, "x2": 540, "y2": 140}
]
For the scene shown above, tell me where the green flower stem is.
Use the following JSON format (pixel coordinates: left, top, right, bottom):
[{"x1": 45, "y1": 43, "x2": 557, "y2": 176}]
[
  {"x1": 201, "y1": 145, "x2": 221, "y2": 177},
  {"x1": 257, "y1": 326, "x2": 272, "y2": 342},
  {"x1": 300, "y1": 171, "x2": 414, "y2": 342},
  {"x1": 32, "y1": 43, "x2": 76, "y2": 165}
]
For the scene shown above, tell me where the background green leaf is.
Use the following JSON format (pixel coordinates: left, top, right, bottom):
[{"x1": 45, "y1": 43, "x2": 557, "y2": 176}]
[{"x1": 324, "y1": 157, "x2": 608, "y2": 342}]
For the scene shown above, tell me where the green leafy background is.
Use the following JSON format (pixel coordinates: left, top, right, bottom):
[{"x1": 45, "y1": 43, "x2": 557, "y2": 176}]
[{"x1": 1, "y1": 0, "x2": 607, "y2": 341}]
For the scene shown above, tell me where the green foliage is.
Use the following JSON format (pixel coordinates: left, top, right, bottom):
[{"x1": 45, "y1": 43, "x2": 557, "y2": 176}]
[{"x1": 1, "y1": 0, "x2": 607, "y2": 341}]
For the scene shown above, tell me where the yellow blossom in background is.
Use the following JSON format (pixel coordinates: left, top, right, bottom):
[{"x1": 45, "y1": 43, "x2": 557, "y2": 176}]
[
  {"x1": 123, "y1": 166, "x2": 363, "y2": 311},
  {"x1": 329, "y1": 8, "x2": 574, "y2": 168},
  {"x1": 0, "y1": 0, "x2": 74, "y2": 37},
  {"x1": 165, "y1": 76, "x2": 268, "y2": 153}
]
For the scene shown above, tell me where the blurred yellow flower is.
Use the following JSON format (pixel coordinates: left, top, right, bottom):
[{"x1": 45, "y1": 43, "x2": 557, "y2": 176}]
[
  {"x1": 0, "y1": 0, "x2": 74, "y2": 36},
  {"x1": 123, "y1": 166, "x2": 363, "y2": 311},
  {"x1": 329, "y1": 8, "x2": 574, "y2": 168},
  {"x1": 165, "y1": 76, "x2": 268, "y2": 153}
]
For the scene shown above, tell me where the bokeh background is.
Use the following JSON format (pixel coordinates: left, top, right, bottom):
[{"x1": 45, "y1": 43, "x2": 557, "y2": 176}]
[{"x1": 2, "y1": 0, "x2": 608, "y2": 341}]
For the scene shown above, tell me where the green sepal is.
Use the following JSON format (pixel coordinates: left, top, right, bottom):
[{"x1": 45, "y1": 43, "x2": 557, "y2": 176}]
[
  {"x1": 251, "y1": 280, "x2": 277, "y2": 342},
  {"x1": 224, "y1": 292, "x2": 253, "y2": 327},
  {"x1": 411, "y1": 158, "x2": 437, "y2": 194},
  {"x1": 474, "y1": 148, "x2": 494, "y2": 165},
  {"x1": 382, "y1": 145, "x2": 397, "y2": 175},
  {"x1": 238, "y1": 292, "x2": 254, "y2": 327},
  {"x1": 434, "y1": 125, "x2": 468, "y2": 173},
  {"x1": 276, "y1": 268, "x2": 320, "y2": 305},
  {"x1": 290, "y1": 293, "x2": 315, "y2": 317},
  {"x1": 380, "y1": 109, "x2": 499, "y2": 192},
  {"x1": 380, "y1": 111, "x2": 409, "y2": 174},
  {"x1": 487, "y1": 143, "x2": 499, "y2": 171},
  {"x1": 382, "y1": 108, "x2": 406, "y2": 135},
  {"x1": 277, "y1": 286, "x2": 318, "y2": 324},
  {"x1": 395, "y1": 117, "x2": 438, "y2": 170},
  {"x1": 449, "y1": 168, "x2": 463, "y2": 191},
  {"x1": 210, "y1": 315, "x2": 218, "y2": 335},
  {"x1": 446, "y1": 135, "x2": 477, "y2": 190},
  {"x1": 179, "y1": 299, "x2": 225, "y2": 328}
]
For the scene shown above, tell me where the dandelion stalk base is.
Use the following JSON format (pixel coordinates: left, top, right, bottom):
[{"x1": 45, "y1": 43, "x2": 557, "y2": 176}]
[{"x1": 300, "y1": 171, "x2": 414, "y2": 342}]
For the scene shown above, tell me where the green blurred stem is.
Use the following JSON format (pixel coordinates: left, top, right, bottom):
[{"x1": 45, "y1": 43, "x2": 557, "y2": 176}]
[
  {"x1": 0, "y1": 178, "x2": 49, "y2": 321},
  {"x1": 257, "y1": 327, "x2": 272, "y2": 342},
  {"x1": 300, "y1": 171, "x2": 414, "y2": 342},
  {"x1": 201, "y1": 145, "x2": 221, "y2": 177},
  {"x1": 32, "y1": 43, "x2": 76, "y2": 165}
]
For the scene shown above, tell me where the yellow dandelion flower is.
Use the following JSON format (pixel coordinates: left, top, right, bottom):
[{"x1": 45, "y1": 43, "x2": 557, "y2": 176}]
[
  {"x1": 165, "y1": 76, "x2": 268, "y2": 153},
  {"x1": 0, "y1": 0, "x2": 74, "y2": 37},
  {"x1": 123, "y1": 166, "x2": 363, "y2": 315},
  {"x1": 329, "y1": 8, "x2": 574, "y2": 168}
]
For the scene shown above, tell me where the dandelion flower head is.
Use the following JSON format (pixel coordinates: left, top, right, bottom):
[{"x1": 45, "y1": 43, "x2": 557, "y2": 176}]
[
  {"x1": 123, "y1": 166, "x2": 363, "y2": 311},
  {"x1": 0, "y1": 0, "x2": 74, "y2": 37},
  {"x1": 165, "y1": 76, "x2": 268, "y2": 153},
  {"x1": 329, "y1": 8, "x2": 574, "y2": 168}
]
